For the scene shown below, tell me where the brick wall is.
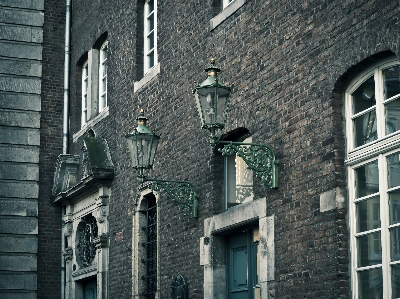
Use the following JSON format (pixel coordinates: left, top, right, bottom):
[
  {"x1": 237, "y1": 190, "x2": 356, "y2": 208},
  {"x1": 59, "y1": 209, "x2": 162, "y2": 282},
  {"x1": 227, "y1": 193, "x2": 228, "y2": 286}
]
[
  {"x1": 38, "y1": 0, "x2": 65, "y2": 298},
  {"x1": 67, "y1": 0, "x2": 400, "y2": 298}
]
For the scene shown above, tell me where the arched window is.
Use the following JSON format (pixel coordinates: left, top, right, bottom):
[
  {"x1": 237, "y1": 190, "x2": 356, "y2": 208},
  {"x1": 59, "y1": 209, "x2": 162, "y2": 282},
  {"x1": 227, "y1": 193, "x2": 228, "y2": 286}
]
[
  {"x1": 346, "y1": 57, "x2": 400, "y2": 298},
  {"x1": 133, "y1": 190, "x2": 159, "y2": 299}
]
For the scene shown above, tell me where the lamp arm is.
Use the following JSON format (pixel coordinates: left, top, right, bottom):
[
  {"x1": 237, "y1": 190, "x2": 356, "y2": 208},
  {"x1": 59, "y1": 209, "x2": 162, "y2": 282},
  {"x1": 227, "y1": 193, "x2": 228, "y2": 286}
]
[
  {"x1": 143, "y1": 178, "x2": 199, "y2": 218},
  {"x1": 217, "y1": 141, "x2": 279, "y2": 188}
]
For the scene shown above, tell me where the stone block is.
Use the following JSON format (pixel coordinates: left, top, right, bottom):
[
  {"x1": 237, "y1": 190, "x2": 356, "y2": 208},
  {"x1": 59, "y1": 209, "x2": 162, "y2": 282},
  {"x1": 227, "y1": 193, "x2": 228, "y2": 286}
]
[
  {"x1": 0, "y1": 145, "x2": 39, "y2": 163},
  {"x1": 0, "y1": 292, "x2": 36, "y2": 299},
  {"x1": 0, "y1": 110, "x2": 40, "y2": 128},
  {"x1": 0, "y1": 254, "x2": 37, "y2": 271},
  {"x1": 0, "y1": 92, "x2": 41, "y2": 111},
  {"x1": 0, "y1": 0, "x2": 44, "y2": 10},
  {"x1": 0, "y1": 76, "x2": 41, "y2": 94},
  {"x1": 0, "y1": 162, "x2": 39, "y2": 180},
  {"x1": 0, "y1": 216, "x2": 38, "y2": 234},
  {"x1": 320, "y1": 187, "x2": 347, "y2": 212},
  {"x1": 0, "y1": 41, "x2": 42, "y2": 60},
  {"x1": 0, "y1": 24, "x2": 42, "y2": 43},
  {"x1": 0, "y1": 198, "x2": 38, "y2": 216},
  {"x1": 0, "y1": 273, "x2": 37, "y2": 290},
  {"x1": 0, "y1": 58, "x2": 42, "y2": 77},
  {"x1": 204, "y1": 198, "x2": 267, "y2": 235},
  {"x1": 0, "y1": 235, "x2": 37, "y2": 253},
  {"x1": 0, "y1": 127, "x2": 40, "y2": 146},
  {"x1": 0, "y1": 180, "x2": 39, "y2": 199},
  {"x1": 0, "y1": 8, "x2": 44, "y2": 26}
]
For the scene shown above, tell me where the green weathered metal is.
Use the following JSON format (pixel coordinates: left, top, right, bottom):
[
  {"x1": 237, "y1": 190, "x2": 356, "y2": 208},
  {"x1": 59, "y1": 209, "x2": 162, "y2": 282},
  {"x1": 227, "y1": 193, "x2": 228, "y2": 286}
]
[
  {"x1": 193, "y1": 58, "x2": 234, "y2": 145},
  {"x1": 218, "y1": 141, "x2": 279, "y2": 188},
  {"x1": 149, "y1": 179, "x2": 199, "y2": 218},
  {"x1": 125, "y1": 110, "x2": 199, "y2": 218}
]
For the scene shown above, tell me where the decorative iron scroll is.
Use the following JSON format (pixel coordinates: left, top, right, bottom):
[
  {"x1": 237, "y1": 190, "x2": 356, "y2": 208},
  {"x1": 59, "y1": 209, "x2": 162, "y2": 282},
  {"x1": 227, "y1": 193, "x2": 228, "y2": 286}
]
[
  {"x1": 219, "y1": 141, "x2": 279, "y2": 188},
  {"x1": 150, "y1": 180, "x2": 198, "y2": 218},
  {"x1": 76, "y1": 214, "x2": 98, "y2": 267}
]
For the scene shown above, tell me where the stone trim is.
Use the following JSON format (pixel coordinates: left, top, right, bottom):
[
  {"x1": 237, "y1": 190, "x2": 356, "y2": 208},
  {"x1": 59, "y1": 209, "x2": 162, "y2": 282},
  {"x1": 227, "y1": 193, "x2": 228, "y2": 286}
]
[
  {"x1": 133, "y1": 63, "x2": 160, "y2": 92},
  {"x1": 210, "y1": 0, "x2": 246, "y2": 30},
  {"x1": 73, "y1": 106, "x2": 109, "y2": 142},
  {"x1": 201, "y1": 197, "x2": 275, "y2": 299}
]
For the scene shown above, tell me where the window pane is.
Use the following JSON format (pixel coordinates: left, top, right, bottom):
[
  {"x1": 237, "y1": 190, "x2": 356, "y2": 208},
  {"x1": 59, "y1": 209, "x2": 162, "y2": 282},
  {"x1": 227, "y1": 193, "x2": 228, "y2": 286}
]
[
  {"x1": 358, "y1": 268, "x2": 383, "y2": 299},
  {"x1": 354, "y1": 110, "x2": 377, "y2": 147},
  {"x1": 147, "y1": 32, "x2": 154, "y2": 50},
  {"x1": 147, "y1": 0, "x2": 154, "y2": 12},
  {"x1": 148, "y1": 14, "x2": 154, "y2": 31},
  {"x1": 391, "y1": 226, "x2": 400, "y2": 262},
  {"x1": 392, "y1": 265, "x2": 400, "y2": 298},
  {"x1": 352, "y1": 76, "x2": 375, "y2": 115},
  {"x1": 358, "y1": 232, "x2": 382, "y2": 267},
  {"x1": 383, "y1": 65, "x2": 400, "y2": 100},
  {"x1": 356, "y1": 196, "x2": 380, "y2": 233},
  {"x1": 386, "y1": 98, "x2": 400, "y2": 135},
  {"x1": 147, "y1": 52, "x2": 154, "y2": 70},
  {"x1": 388, "y1": 152, "x2": 400, "y2": 189},
  {"x1": 225, "y1": 136, "x2": 254, "y2": 209},
  {"x1": 355, "y1": 161, "x2": 379, "y2": 199},
  {"x1": 390, "y1": 191, "x2": 400, "y2": 225}
]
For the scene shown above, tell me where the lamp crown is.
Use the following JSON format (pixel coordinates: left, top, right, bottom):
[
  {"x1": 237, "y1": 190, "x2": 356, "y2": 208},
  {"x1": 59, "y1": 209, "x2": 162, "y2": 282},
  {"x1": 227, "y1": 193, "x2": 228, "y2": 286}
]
[
  {"x1": 137, "y1": 109, "x2": 148, "y2": 125},
  {"x1": 205, "y1": 57, "x2": 221, "y2": 77}
]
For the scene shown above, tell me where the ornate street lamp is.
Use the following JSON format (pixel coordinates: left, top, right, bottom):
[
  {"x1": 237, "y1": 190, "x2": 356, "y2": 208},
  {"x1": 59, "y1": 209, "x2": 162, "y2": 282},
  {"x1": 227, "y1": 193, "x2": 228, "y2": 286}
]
[
  {"x1": 193, "y1": 58, "x2": 279, "y2": 188},
  {"x1": 125, "y1": 110, "x2": 198, "y2": 217}
]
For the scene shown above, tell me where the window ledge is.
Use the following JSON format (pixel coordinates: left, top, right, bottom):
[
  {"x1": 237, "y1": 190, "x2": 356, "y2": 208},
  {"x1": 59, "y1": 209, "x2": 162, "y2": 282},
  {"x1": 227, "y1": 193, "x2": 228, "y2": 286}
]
[
  {"x1": 210, "y1": 0, "x2": 247, "y2": 31},
  {"x1": 134, "y1": 63, "x2": 160, "y2": 92},
  {"x1": 73, "y1": 106, "x2": 110, "y2": 142}
]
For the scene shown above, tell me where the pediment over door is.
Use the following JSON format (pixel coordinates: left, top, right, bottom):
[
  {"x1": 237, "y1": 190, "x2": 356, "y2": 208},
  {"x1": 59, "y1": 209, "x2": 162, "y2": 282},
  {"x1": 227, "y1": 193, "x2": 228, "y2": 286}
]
[{"x1": 52, "y1": 137, "x2": 114, "y2": 203}]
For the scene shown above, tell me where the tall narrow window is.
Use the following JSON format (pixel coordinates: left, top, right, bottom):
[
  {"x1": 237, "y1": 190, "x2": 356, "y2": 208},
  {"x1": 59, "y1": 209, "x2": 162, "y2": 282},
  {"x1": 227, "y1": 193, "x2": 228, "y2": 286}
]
[
  {"x1": 82, "y1": 61, "x2": 89, "y2": 126},
  {"x1": 144, "y1": 0, "x2": 157, "y2": 74},
  {"x1": 346, "y1": 57, "x2": 400, "y2": 299},
  {"x1": 99, "y1": 41, "x2": 108, "y2": 112},
  {"x1": 143, "y1": 194, "x2": 157, "y2": 299},
  {"x1": 225, "y1": 135, "x2": 254, "y2": 209}
]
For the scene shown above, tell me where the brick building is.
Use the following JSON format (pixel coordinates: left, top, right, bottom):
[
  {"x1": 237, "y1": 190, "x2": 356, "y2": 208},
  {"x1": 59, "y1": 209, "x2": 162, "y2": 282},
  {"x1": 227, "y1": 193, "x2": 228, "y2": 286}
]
[{"x1": 1, "y1": 0, "x2": 400, "y2": 298}]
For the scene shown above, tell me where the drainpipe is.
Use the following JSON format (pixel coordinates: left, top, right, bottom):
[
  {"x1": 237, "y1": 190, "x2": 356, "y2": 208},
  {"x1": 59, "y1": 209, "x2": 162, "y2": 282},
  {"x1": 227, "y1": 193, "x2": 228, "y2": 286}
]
[{"x1": 61, "y1": 1, "x2": 71, "y2": 298}]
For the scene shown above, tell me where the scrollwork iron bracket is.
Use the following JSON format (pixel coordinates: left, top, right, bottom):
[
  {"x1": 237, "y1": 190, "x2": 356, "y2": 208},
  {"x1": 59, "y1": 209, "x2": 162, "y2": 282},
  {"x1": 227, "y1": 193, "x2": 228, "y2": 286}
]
[
  {"x1": 144, "y1": 179, "x2": 199, "y2": 218},
  {"x1": 218, "y1": 141, "x2": 279, "y2": 188}
]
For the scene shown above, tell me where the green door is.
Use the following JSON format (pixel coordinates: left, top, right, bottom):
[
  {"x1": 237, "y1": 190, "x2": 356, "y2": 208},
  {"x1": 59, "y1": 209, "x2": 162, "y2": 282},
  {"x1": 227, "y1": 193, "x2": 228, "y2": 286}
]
[
  {"x1": 84, "y1": 278, "x2": 97, "y2": 299},
  {"x1": 227, "y1": 229, "x2": 258, "y2": 299}
]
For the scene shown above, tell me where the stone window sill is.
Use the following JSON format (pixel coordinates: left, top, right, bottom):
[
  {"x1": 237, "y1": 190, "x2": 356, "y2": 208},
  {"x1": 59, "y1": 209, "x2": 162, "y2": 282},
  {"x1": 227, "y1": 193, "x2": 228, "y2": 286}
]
[
  {"x1": 134, "y1": 63, "x2": 160, "y2": 92},
  {"x1": 210, "y1": 0, "x2": 247, "y2": 31},
  {"x1": 73, "y1": 106, "x2": 109, "y2": 142}
]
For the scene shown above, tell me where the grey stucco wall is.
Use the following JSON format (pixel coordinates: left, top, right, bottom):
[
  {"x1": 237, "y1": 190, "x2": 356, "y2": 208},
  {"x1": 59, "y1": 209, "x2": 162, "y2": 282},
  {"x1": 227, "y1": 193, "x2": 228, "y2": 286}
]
[{"x1": 0, "y1": 1, "x2": 44, "y2": 298}]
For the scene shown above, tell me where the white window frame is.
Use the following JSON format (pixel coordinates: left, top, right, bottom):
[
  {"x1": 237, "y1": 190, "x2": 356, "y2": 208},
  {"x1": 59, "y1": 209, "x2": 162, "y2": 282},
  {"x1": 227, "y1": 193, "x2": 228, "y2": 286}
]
[
  {"x1": 81, "y1": 60, "x2": 89, "y2": 126},
  {"x1": 345, "y1": 57, "x2": 400, "y2": 299},
  {"x1": 144, "y1": 0, "x2": 157, "y2": 74},
  {"x1": 99, "y1": 41, "x2": 108, "y2": 112},
  {"x1": 223, "y1": 0, "x2": 234, "y2": 9}
]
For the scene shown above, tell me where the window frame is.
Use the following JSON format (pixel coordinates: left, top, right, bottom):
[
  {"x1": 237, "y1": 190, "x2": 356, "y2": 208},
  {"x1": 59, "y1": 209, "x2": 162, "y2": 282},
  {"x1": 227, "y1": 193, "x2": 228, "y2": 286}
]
[
  {"x1": 346, "y1": 57, "x2": 400, "y2": 298},
  {"x1": 144, "y1": 0, "x2": 157, "y2": 74},
  {"x1": 81, "y1": 60, "x2": 89, "y2": 126},
  {"x1": 222, "y1": 0, "x2": 234, "y2": 9},
  {"x1": 99, "y1": 41, "x2": 108, "y2": 112}
]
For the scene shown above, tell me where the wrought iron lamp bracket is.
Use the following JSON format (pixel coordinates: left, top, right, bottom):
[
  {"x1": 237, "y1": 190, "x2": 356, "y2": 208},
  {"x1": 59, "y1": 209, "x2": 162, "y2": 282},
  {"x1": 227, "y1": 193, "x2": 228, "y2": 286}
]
[
  {"x1": 217, "y1": 141, "x2": 279, "y2": 188},
  {"x1": 143, "y1": 178, "x2": 199, "y2": 218}
]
